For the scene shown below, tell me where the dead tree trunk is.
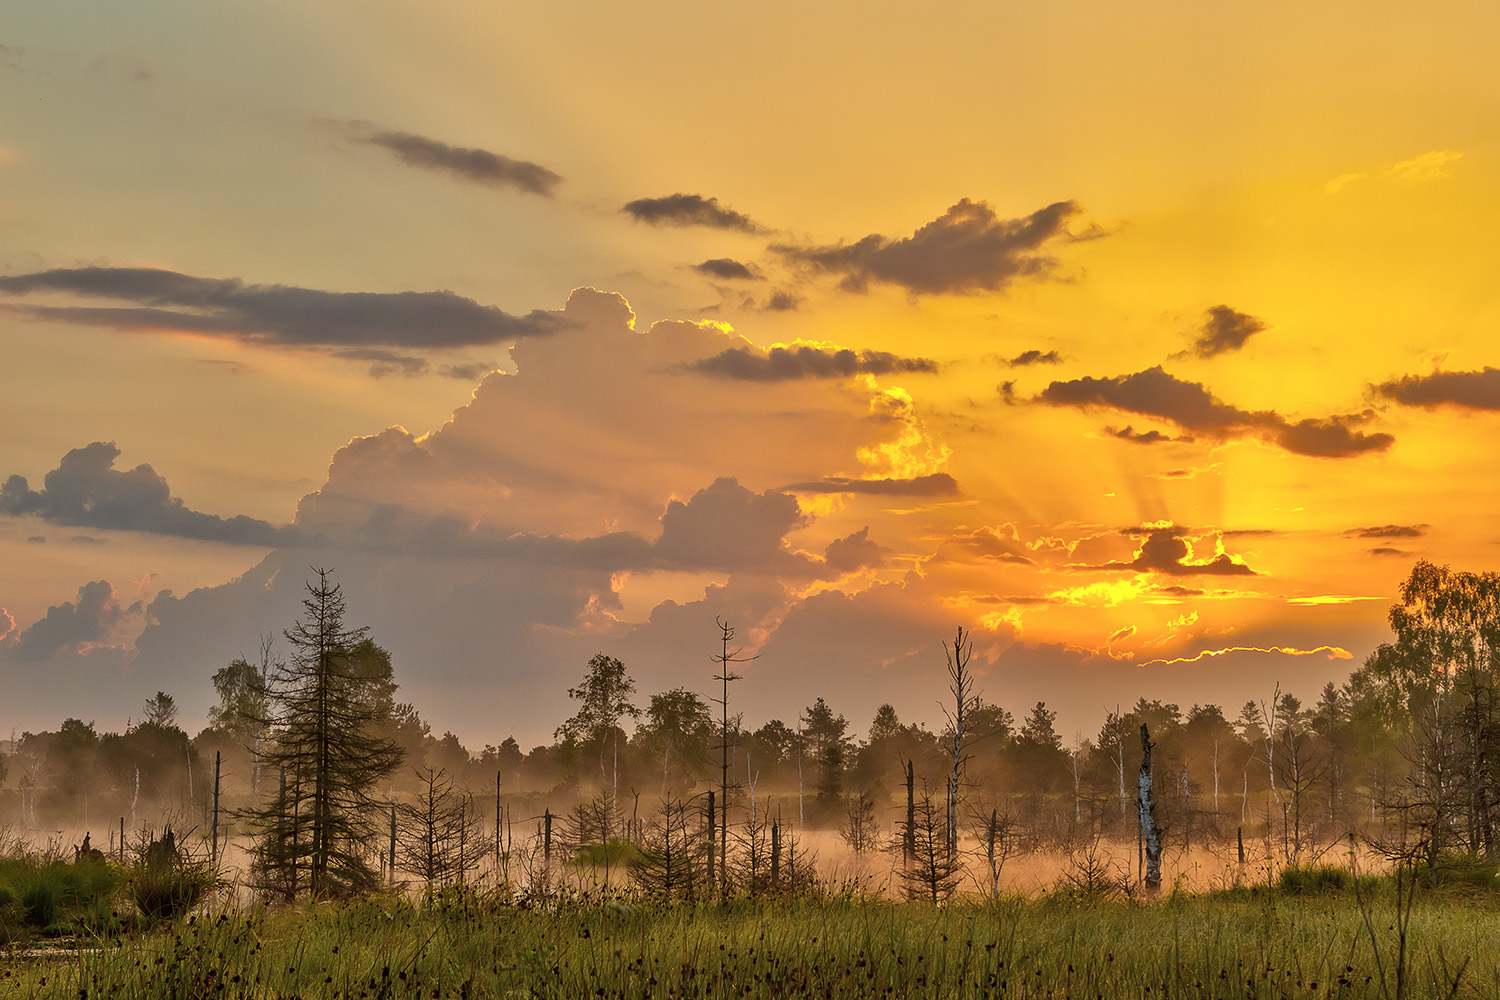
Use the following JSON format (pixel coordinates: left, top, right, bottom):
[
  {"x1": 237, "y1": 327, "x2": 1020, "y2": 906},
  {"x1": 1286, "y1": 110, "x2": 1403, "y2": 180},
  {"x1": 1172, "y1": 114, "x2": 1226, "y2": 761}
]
[{"x1": 1138, "y1": 723, "x2": 1162, "y2": 893}]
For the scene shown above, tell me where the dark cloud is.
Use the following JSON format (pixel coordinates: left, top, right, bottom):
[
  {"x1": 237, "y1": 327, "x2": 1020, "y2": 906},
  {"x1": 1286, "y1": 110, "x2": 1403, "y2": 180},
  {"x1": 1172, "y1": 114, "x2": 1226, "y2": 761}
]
[
  {"x1": 1156, "y1": 585, "x2": 1208, "y2": 597},
  {"x1": 1, "y1": 442, "x2": 305, "y2": 546},
  {"x1": 776, "y1": 198, "x2": 1083, "y2": 295},
  {"x1": 761, "y1": 291, "x2": 801, "y2": 312},
  {"x1": 1097, "y1": 526, "x2": 1255, "y2": 576},
  {"x1": 688, "y1": 344, "x2": 937, "y2": 381},
  {"x1": 1373, "y1": 367, "x2": 1500, "y2": 410},
  {"x1": 1005, "y1": 349, "x2": 1064, "y2": 367},
  {"x1": 622, "y1": 194, "x2": 761, "y2": 233},
  {"x1": 1105, "y1": 425, "x2": 1191, "y2": 445},
  {"x1": 654, "y1": 477, "x2": 808, "y2": 573},
  {"x1": 357, "y1": 129, "x2": 562, "y2": 196},
  {"x1": 1347, "y1": 524, "x2": 1427, "y2": 538},
  {"x1": 0, "y1": 267, "x2": 560, "y2": 349},
  {"x1": 782, "y1": 474, "x2": 960, "y2": 497},
  {"x1": 1039, "y1": 366, "x2": 1393, "y2": 458},
  {"x1": 1184, "y1": 305, "x2": 1268, "y2": 358},
  {"x1": 1273, "y1": 415, "x2": 1390, "y2": 458},
  {"x1": 1370, "y1": 547, "x2": 1411, "y2": 557},
  {"x1": 11, "y1": 580, "x2": 122, "y2": 661},
  {"x1": 694, "y1": 258, "x2": 761, "y2": 281}
]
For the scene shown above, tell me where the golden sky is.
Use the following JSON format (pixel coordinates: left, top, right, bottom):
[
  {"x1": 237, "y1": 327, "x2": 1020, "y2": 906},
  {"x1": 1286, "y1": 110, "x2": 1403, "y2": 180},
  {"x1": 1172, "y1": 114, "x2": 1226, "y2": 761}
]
[{"x1": 2, "y1": 2, "x2": 1498, "y2": 745}]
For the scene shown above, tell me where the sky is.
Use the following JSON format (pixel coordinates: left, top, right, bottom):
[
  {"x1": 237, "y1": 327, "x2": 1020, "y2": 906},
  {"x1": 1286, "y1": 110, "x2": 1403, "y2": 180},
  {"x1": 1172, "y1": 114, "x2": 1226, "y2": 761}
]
[{"x1": 3, "y1": 1, "x2": 1499, "y2": 749}]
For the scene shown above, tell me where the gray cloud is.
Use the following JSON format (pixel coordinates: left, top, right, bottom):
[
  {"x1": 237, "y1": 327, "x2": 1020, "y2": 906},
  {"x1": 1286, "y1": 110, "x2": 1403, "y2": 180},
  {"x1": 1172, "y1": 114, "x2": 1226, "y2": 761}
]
[
  {"x1": 1373, "y1": 367, "x2": 1500, "y2": 410},
  {"x1": 1, "y1": 442, "x2": 305, "y2": 546},
  {"x1": 1039, "y1": 366, "x2": 1393, "y2": 458},
  {"x1": 357, "y1": 129, "x2": 562, "y2": 196},
  {"x1": 782, "y1": 474, "x2": 960, "y2": 497},
  {"x1": 776, "y1": 198, "x2": 1083, "y2": 295},
  {"x1": 622, "y1": 193, "x2": 761, "y2": 232},
  {"x1": 0, "y1": 267, "x2": 560, "y2": 348},
  {"x1": 689, "y1": 344, "x2": 937, "y2": 381},
  {"x1": 1184, "y1": 305, "x2": 1269, "y2": 358},
  {"x1": 1370, "y1": 547, "x2": 1411, "y2": 557},
  {"x1": 11, "y1": 580, "x2": 122, "y2": 661},
  {"x1": 694, "y1": 258, "x2": 761, "y2": 281},
  {"x1": 1005, "y1": 349, "x2": 1064, "y2": 367}
]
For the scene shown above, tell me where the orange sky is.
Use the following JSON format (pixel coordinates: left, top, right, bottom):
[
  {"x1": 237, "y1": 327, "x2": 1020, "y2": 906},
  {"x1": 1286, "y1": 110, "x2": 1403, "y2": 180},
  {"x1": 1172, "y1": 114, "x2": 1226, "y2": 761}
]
[{"x1": 2, "y1": 2, "x2": 1499, "y2": 746}]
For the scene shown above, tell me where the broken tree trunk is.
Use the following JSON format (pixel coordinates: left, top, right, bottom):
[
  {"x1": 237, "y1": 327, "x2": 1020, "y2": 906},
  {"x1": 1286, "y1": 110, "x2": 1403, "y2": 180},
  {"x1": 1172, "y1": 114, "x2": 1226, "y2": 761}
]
[{"x1": 1139, "y1": 723, "x2": 1163, "y2": 893}]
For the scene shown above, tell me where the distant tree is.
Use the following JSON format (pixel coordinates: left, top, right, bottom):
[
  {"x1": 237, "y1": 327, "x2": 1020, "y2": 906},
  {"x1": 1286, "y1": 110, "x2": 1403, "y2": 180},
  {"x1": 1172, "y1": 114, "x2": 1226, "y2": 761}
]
[
  {"x1": 246, "y1": 568, "x2": 405, "y2": 900},
  {"x1": 800, "y1": 697, "x2": 852, "y2": 820},
  {"x1": 635, "y1": 687, "x2": 715, "y2": 796},
  {"x1": 143, "y1": 691, "x2": 178, "y2": 729},
  {"x1": 556, "y1": 653, "x2": 639, "y2": 796}
]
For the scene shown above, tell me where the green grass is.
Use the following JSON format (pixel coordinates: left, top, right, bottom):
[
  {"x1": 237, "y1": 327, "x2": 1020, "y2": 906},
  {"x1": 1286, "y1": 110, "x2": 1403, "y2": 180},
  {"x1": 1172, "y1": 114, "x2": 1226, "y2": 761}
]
[{"x1": 4, "y1": 883, "x2": 1500, "y2": 999}]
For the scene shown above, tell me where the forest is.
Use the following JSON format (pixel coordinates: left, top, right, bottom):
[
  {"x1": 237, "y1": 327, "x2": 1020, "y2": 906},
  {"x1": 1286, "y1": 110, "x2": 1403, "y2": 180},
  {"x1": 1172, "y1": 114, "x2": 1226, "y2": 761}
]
[{"x1": 4, "y1": 559, "x2": 1498, "y2": 900}]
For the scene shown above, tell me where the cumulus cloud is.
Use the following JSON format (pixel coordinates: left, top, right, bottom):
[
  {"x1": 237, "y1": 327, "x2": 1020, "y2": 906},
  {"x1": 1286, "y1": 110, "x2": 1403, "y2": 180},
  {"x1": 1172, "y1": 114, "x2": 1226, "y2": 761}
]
[
  {"x1": 776, "y1": 198, "x2": 1084, "y2": 295},
  {"x1": 354, "y1": 128, "x2": 562, "y2": 196},
  {"x1": 1039, "y1": 366, "x2": 1393, "y2": 458},
  {"x1": 10, "y1": 580, "x2": 122, "y2": 661},
  {"x1": 694, "y1": 258, "x2": 761, "y2": 281},
  {"x1": 0, "y1": 266, "x2": 560, "y2": 349},
  {"x1": 622, "y1": 193, "x2": 761, "y2": 232},
  {"x1": 1, "y1": 442, "x2": 304, "y2": 545},
  {"x1": 654, "y1": 477, "x2": 809, "y2": 573},
  {"x1": 1373, "y1": 367, "x2": 1500, "y2": 410},
  {"x1": 1005, "y1": 349, "x2": 1064, "y2": 367},
  {"x1": 1095, "y1": 526, "x2": 1255, "y2": 576},
  {"x1": 688, "y1": 343, "x2": 937, "y2": 381},
  {"x1": 1182, "y1": 305, "x2": 1268, "y2": 358}
]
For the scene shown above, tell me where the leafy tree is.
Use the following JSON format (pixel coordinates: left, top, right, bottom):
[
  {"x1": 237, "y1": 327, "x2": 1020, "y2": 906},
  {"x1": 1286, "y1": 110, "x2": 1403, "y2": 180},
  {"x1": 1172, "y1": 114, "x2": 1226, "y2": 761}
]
[
  {"x1": 635, "y1": 687, "x2": 715, "y2": 795},
  {"x1": 556, "y1": 653, "x2": 639, "y2": 795},
  {"x1": 246, "y1": 569, "x2": 405, "y2": 899}
]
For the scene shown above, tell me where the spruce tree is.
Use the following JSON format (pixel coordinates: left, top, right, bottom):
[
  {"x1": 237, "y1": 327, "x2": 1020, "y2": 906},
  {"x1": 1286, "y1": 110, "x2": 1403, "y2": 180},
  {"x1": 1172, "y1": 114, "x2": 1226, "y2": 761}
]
[{"x1": 247, "y1": 569, "x2": 404, "y2": 899}]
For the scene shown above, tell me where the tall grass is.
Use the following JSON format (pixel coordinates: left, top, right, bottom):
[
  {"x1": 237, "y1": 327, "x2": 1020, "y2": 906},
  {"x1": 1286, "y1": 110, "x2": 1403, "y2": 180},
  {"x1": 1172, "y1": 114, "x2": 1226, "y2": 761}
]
[{"x1": 3, "y1": 882, "x2": 1498, "y2": 999}]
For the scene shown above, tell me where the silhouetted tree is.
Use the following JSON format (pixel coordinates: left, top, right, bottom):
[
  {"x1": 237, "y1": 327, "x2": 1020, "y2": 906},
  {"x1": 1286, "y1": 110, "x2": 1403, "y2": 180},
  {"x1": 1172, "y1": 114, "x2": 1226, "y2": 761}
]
[{"x1": 246, "y1": 569, "x2": 405, "y2": 899}]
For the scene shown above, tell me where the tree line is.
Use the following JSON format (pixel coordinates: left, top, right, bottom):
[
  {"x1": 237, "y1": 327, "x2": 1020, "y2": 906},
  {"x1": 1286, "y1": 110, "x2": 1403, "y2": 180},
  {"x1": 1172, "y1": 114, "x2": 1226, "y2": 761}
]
[{"x1": 2, "y1": 560, "x2": 1496, "y2": 899}]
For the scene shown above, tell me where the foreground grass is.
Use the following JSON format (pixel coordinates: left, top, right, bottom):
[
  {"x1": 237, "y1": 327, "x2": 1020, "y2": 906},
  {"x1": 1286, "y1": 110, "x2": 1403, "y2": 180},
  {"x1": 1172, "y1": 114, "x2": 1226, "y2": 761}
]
[{"x1": 3, "y1": 886, "x2": 1499, "y2": 999}]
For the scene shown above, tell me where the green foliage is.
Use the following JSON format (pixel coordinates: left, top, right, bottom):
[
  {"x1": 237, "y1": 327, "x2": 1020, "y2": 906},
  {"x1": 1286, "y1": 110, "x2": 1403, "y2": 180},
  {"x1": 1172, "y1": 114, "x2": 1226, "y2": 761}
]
[{"x1": 1278, "y1": 863, "x2": 1351, "y2": 894}]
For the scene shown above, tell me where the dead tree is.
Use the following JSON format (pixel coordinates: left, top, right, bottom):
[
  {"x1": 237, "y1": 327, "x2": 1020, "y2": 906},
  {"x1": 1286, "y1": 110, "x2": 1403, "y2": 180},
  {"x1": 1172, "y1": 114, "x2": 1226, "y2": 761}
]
[
  {"x1": 1138, "y1": 724, "x2": 1163, "y2": 893},
  {"x1": 711, "y1": 618, "x2": 754, "y2": 897}
]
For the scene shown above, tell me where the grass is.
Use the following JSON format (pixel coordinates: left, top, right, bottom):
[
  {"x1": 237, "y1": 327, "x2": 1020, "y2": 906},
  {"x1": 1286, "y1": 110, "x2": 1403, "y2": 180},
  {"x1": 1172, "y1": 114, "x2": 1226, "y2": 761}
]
[{"x1": 3, "y1": 881, "x2": 1500, "y2": 999}]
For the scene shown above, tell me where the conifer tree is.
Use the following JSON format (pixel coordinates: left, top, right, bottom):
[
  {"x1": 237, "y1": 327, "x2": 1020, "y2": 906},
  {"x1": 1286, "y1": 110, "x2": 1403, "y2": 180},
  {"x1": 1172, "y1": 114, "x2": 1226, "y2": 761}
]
[{"x1": 247, "y1": 569, "x2": 404, "y2": 899}]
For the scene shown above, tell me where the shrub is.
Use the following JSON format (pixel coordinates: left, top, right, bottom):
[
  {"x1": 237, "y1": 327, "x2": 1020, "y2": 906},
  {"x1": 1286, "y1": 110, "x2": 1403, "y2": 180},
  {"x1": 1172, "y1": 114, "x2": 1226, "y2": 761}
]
[{"x1": 1278, "y1": 864, "x2": 1350, "y2": 894}]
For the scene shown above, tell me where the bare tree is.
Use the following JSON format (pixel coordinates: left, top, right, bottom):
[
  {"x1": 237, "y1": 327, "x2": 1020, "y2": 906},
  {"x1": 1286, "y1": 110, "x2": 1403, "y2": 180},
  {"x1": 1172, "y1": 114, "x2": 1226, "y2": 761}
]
[
  {"x1": 710, "y1": 618, "x2": 754, "y2": 895},
  {"x1": 942, "y1": 626, "x2": 980, "y2": 856}
]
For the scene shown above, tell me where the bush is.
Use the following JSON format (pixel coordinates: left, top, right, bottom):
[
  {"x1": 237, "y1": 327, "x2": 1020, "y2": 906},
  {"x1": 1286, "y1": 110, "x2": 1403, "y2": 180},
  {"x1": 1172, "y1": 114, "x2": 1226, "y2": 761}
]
[
  {"x1": 129, "y1": 861, "x2": 216, "y2": 923},
  {"x1": 21, "y1": 877, "x2": 61, "y2": 927},
  {"x1": 1429, "y1": 851, "x2": 1500, "y2": 893},
  {"x1": 1278, "y1": 864, "x2": 1350, "y2": 894}
]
